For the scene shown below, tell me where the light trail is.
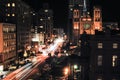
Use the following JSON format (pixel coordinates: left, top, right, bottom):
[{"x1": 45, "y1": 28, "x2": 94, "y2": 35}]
[
  {"x1": 40, "y1": 37, "x2": 64, "y2": 56},
  {"x1": 3, "y1": 37, "x2": 64, "y2": 80}
]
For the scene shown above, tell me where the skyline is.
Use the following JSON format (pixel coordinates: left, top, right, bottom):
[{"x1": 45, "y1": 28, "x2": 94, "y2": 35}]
[{"x1": 22, "y1": 0, "x2": 120, "y2": 29}]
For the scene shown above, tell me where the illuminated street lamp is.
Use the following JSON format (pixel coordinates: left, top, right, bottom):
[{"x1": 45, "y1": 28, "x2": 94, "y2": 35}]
[
  {"x1": 23, "y1": 50, "x2": 27, "y2": 59},
  {"x1": 63, "y1": 67, "x2": 70, "y2": 80},
  {"x1": 74, "y1": 64, "x2": 78, "y2": 70},
  {"x1": 64, "y1": 67, "x2": 69, "y2": 75}
]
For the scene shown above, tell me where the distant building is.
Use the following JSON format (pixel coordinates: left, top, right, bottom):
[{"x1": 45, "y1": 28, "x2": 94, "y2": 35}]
[
  {"x1": 103, "y1": 22, "x2": 119, "y2": 30},
  {"x1": 31, "y1": 3, "x2": 54, "y2": 45},
  {"x1": 53, "y1": 28, "x2": 65, "y2": 38},
  {"x1": 38, "y1": 3, "x2": 54, "y2": 43},
  {"x1": 0, "y1": 23, "x2": 16, "y2": 70}
]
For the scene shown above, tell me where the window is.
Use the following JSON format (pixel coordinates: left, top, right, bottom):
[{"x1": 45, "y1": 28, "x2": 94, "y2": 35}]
[
  {"x1": 44, "y1": 9, "x2": 48, "y2": 12},
  {"x1": 98, "y1": 55, "x2": 102, "y2": 66},
  {"x1": 12, "y1": 3, "x2": 15, "y2": 7},
  {"x1": 113, "y1": 43, "x2": 118, "y2": 49},
  {"x1": 7, "y1": 14, "x2": 10, "y2": 17},
  {"x1": 98, "y1": 43, "x2": 103, "y2": 48},
  {"x1": 97, "y1": 76, "x2": 102, "y2": 80},
  {"x1": 7, "y1": 3, "x2": 10, "y2": 7},
  {"x1": 12, "y1": 13, "x2": 15, "y2": 16},
  {"x1": 112, "y1": 55, "x2": 118, "y2": 67}
]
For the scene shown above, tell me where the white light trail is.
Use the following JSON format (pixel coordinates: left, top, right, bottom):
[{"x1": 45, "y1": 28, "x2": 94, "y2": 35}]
[{"x1": 39, "y1": 37, "x2": 64, "y2": 56}]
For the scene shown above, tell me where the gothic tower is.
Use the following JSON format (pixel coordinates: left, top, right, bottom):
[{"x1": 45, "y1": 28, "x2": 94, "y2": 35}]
[
  {"x1": 93, "y1": 6, "x2": 102, "y2": 31},
  {"x1": 68, "y1": 0, "x2": 89, "y2": 43},
  {"x1": 73, "y1": 5, "x2": 80, "y2": 43}
]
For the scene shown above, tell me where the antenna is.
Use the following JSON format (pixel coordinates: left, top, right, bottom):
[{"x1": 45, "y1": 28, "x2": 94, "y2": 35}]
[{"x1": 83, "y1": 0, "x2": 87, "y2": 16}]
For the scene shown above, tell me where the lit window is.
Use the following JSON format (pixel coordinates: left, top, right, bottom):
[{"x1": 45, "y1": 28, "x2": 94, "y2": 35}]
[
  {"x1": 7, "y1": 3, "x2": 10, "y2": 7},
  {"x1": 40, "y1": 18, "x2": 43, "y2": 21},
  {"x1": 44, "y1": 9, "x2": 48, "y2": 12},
  {"x1": 97, "y1": 76, "x2": 102, "y2": 80},
  {"x1": 48, "y1": 17, "x2": 50, "y2": 20},
  {"x1": 97, "y1": 78, "x2": 102, "y2": 80},
  {"x1": 12, "y1": 3, "x2": 15, "y2": 7},
  {"x1": 98, "y1": 43, "x2": 103, "y2": 48},
  {"x1": 97, "y1": 55, "x2": 102, "y2": 66},
  {"x1": 113, "y1": 43, "x2": 118, "y2": 49},
  {"x1": 12, "y1": 13, "x2": 15, "y2": 16},
  {"x1": 7, "y1": 14, "x2": 10, "y2": 16},
  {"x1": 39, "y1": 26, "x2": 43, "y2": 28},
  {"x1": 70, "y1": 8, "x2": 73, "y2": 11},
  {"x1": 112, "y1": 55, "x2": 117, "y2": 67}
]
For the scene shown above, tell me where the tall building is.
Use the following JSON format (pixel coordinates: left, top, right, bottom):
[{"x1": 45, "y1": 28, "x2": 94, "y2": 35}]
[
  {"x1": 38, "y1": 3, "x2": 54, "y2": 43},
  {"x1": 30, "y1": 3, "x2": 54, "y2": 48},
  {"x1": 0, "y1": 0, "x2": 32, "y2": 57},
  {"x1": 68, "y1": 0, "x2": 89, "y2": 42},
  {"x1": 0, "y1": 23, "x2": 16, "y2": 70},
  {"x1": 68, "y1": 0, "x2": 102, "y2": 43}
]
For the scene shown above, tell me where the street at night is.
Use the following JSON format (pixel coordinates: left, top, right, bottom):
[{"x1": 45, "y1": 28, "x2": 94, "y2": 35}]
[{"x1": 0, "y1": 0, "x2": 120, "y2": 80}]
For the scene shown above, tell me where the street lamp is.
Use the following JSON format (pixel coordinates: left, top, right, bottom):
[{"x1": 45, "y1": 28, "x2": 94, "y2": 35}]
[
  {"x1": 74, "y1": 64, "x2": 78, "y2": 70},
  {"x1": 64, "y1": 67, "x2": 69, "y2": 80}
]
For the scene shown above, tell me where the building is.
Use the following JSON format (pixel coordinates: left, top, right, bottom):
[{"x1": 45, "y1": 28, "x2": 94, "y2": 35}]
[
  {"x1": 68, "y1": 0, "x2": 102, "y2": 43},
  {"x1": 53, "y1": 28, "x2": 65, "y2": 38},
  {"x1": 67, "y1": 0, "x2": 120, "y2": 80},
  {"x1": 0, "y1": 0, "x2": 32, "y2": 57},
  {"x1": 0, "y1": 23, "x2": 16, "y2": 70},
  {"x1": 30, "y1": 3, "x2": 54, "y2": 50},
  {"x1": 37, "y1": 3, "x2": 53, "y2": 44},
  {"x1": 103, "y1": 22, "x2": 119, "y2": 30},
  {"x1": 68, "y1": 0, "x2": 90, "y2": 42},
  {"x1": 90, "y1": 29, "x2": 120, "y2": 80}
]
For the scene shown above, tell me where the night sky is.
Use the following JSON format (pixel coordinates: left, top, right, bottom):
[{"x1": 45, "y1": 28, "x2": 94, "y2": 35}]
[{"x1": 22, "y1": 0, "x2": 120, "y2": 30}]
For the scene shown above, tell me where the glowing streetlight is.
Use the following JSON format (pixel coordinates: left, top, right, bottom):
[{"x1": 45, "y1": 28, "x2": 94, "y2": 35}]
[
  {"x1": 64, "y1": 68, "x2": 68, "y2": 75},
  {"x1": 74, "y1": 64, "x2": 78, "y2": 69},
  {"x1": 64, "y1": 67, "x2": 69, "y2": 75}
]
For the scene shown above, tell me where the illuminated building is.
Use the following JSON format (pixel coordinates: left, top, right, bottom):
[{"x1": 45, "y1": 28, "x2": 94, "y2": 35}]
[
  {"x1": 0, "y1": 23, "x2": 16, "y2": 70},
  {"x1": 68, "y1": 0, "x2": 102, "y2": 43},
  {"x1": 68, "y1": 0, "x2": 90, "y2": 42},
  {"x1": 0, "y1": 0, "x2": 32, "y2": 56}
]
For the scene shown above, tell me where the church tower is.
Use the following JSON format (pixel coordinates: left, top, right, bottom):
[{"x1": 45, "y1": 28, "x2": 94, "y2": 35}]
[
  {"x1": 73, "y1": 5, "x2": 80, "y2": 42},
  {"x1": 68, "y1": 0, "x2": 89, "y2": 43},
  {"x1": 93, "y1": 6, "x2": 102, "y2": 31}
]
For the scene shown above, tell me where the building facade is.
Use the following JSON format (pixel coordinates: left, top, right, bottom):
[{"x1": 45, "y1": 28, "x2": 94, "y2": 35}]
[
  {"x1": 68, "y1": 0, "x2": 102, "y2": 43},
  {"x1": 68, "y1": 0, "x2": 89, "y2": 42},
  {"x1": 90, "y1": 30, "x2": 120, "y2": 80},
  {"x1": 0, "y1": 0, "x2": 32, "y2": 56},
  {"x1": 0, "y1": 23, "x2": 16, "y2": 70}
]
